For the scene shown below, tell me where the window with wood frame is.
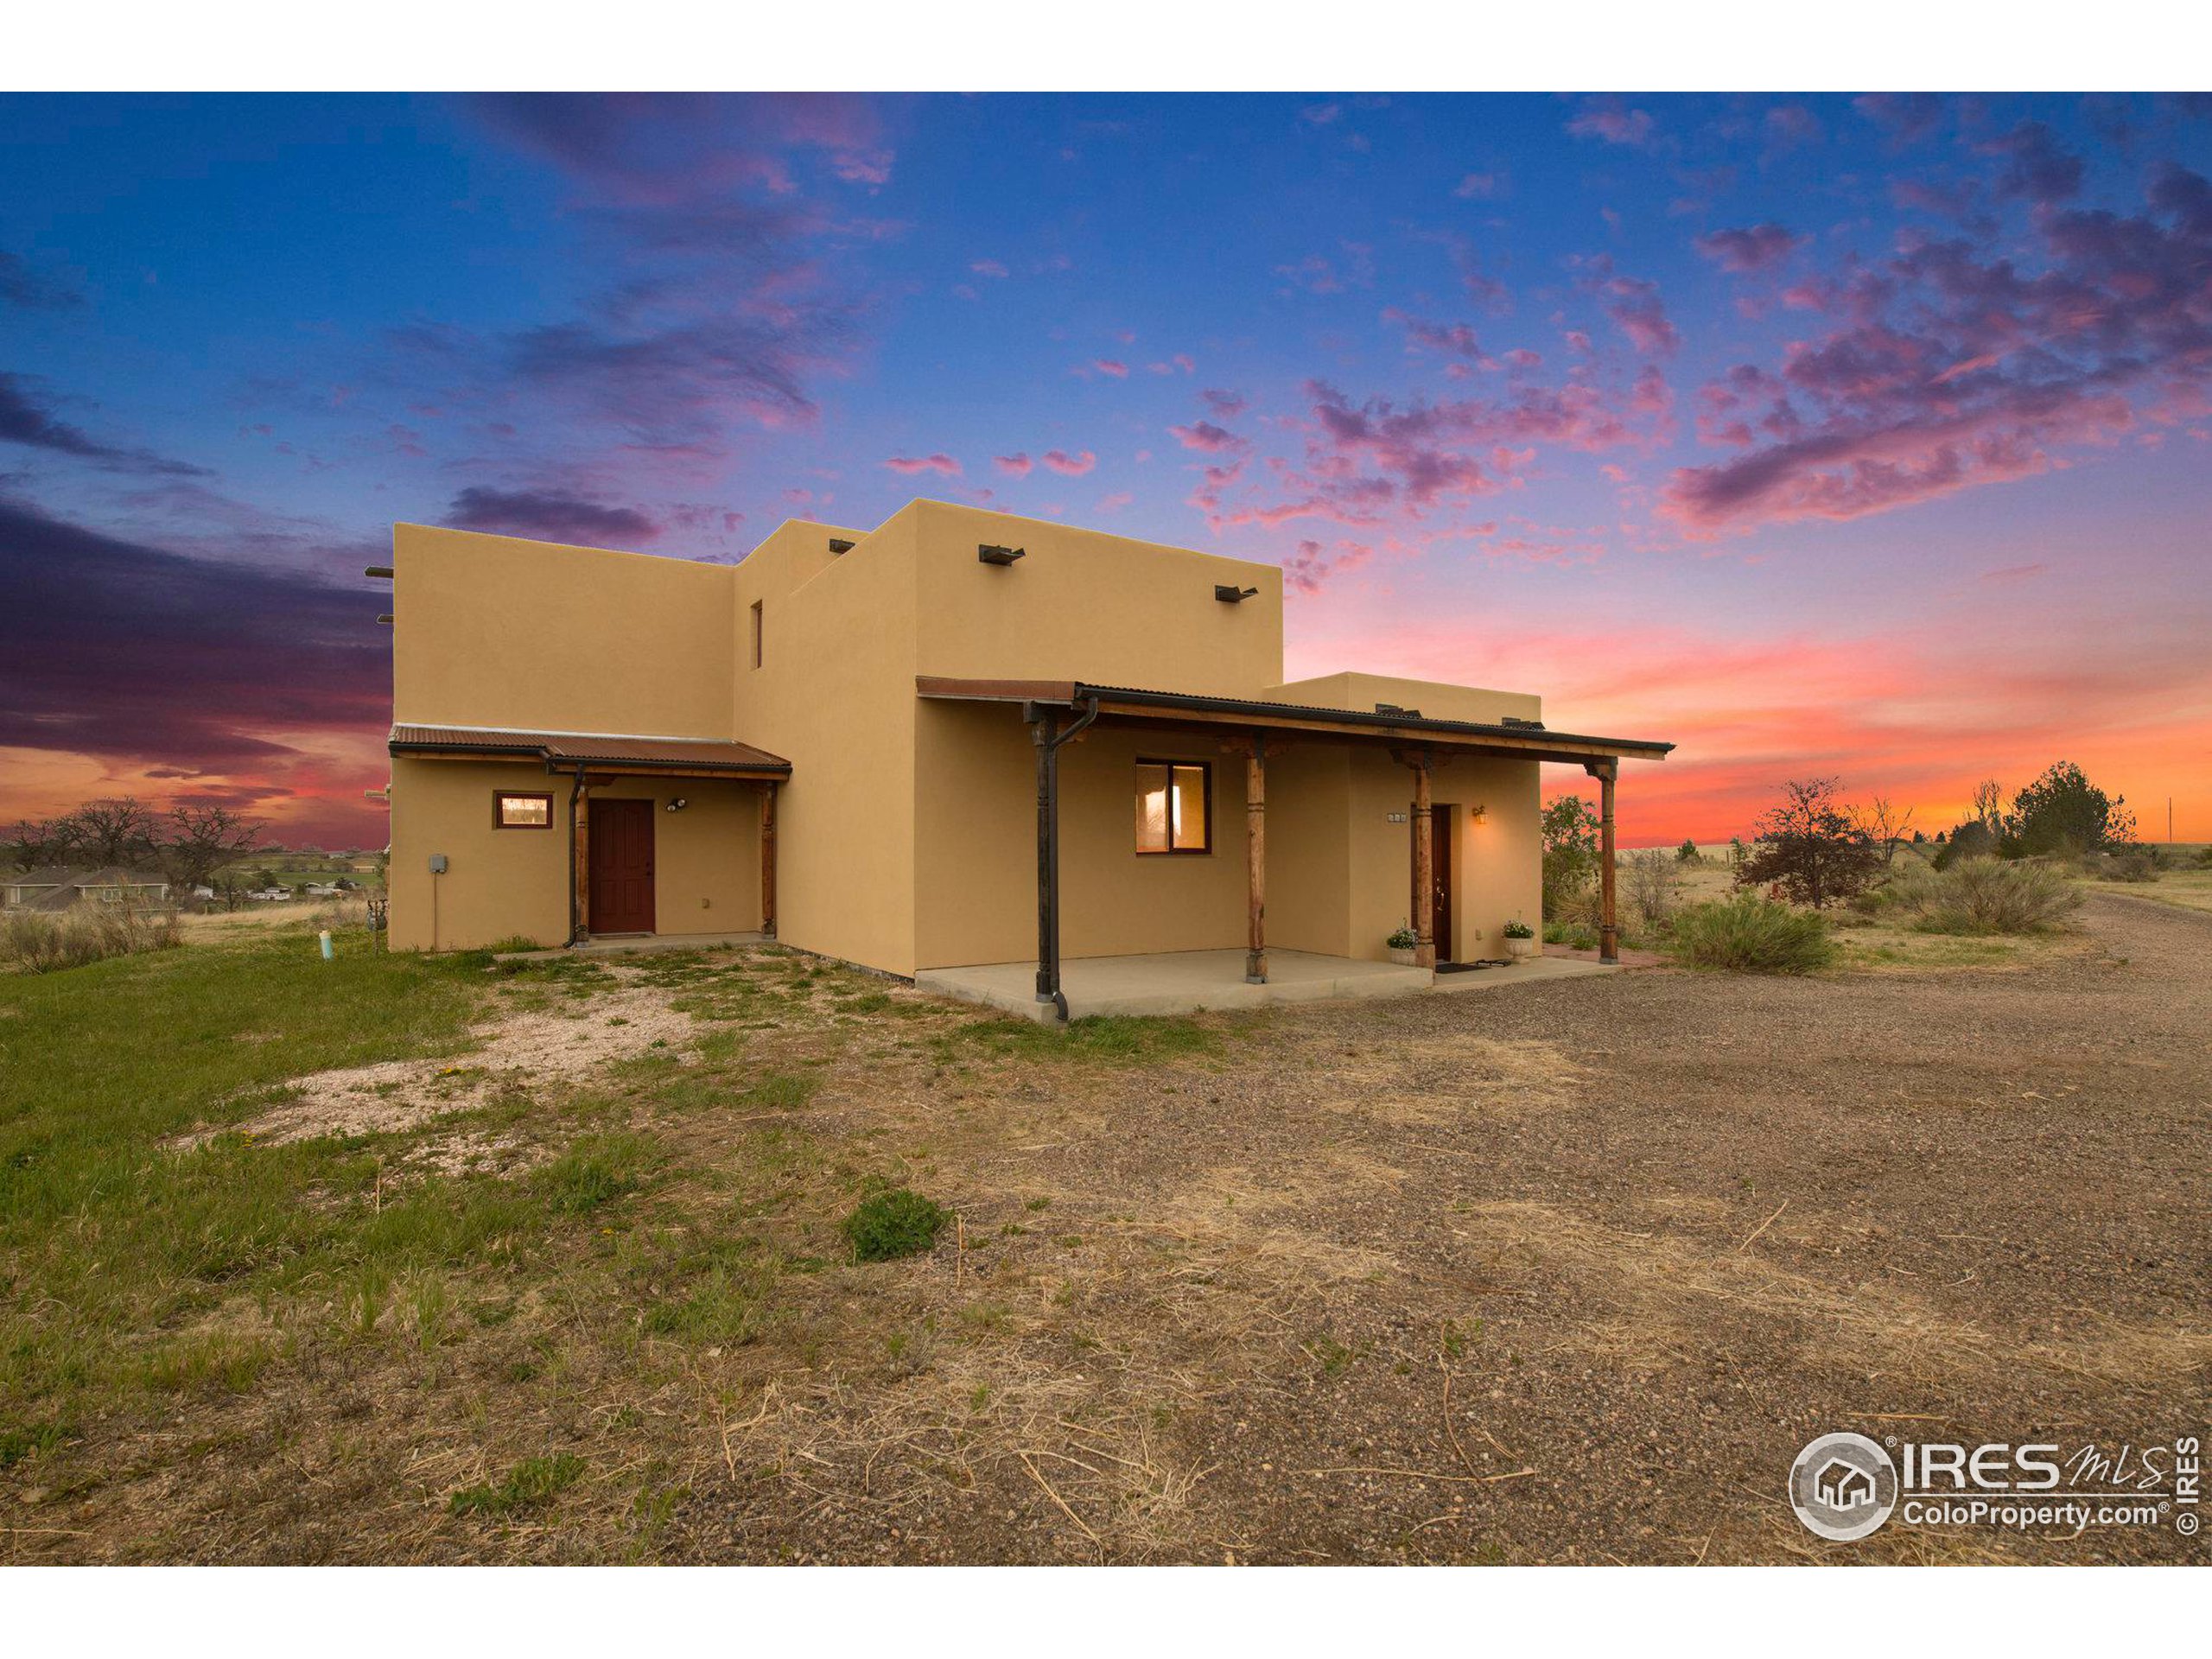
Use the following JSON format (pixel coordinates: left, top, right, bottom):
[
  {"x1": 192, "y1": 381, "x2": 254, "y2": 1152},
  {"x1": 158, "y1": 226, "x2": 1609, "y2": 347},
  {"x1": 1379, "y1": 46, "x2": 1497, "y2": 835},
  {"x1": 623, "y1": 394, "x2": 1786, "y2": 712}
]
[
  {"x1": 1134, "y1": 760, "x2": 1211, "y2": 854},
  {"x1": 493, "y1": 791, "x2": 553, "y2": 829}
]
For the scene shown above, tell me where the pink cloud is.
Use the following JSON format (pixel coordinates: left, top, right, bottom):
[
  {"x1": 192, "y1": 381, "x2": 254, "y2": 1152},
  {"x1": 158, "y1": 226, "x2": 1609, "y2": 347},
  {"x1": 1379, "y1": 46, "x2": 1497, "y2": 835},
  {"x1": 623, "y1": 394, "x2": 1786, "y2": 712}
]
[
  {"x1": 1694, "y1": 223, "x2": 1802, "y2": 275},
  {"x1": 1661, "y1": 161, "x2": 2212, "y2": 532},
  {"x1": 1567, "y1": 99, "x2": 1657, "y2": 149},
  {"x1": 1091, "y1": 359, "x2": 1128, "y2": 378},
  {"x1": 1383, "y1": 308, "x2": 1484, "y2": 359},
  {"x1": 1452, "y1": 171, "x2": 1503, "y2": 200},
  {"x1": 1599, "y1": 274, "x2": 1681, "y2": 357},
  {"x1": 1168, "y1": 420, "x2": 1243, "y2": 454},
  {"x1": 969, "y1": 258, "x2": 1009, "y2": 278},
  {"x1": 1283, "y1": 537, "x2": 1376, "y2": 594},
  {"x1": 993, "y1": 453, "x2": 1033, "y2": 477},
  {"x1": 1041, "y1": 448, "x2": 1096, "y2": 476},
  {"x1": 884, "y1": 453, "x2": 961, "y2": 476}
]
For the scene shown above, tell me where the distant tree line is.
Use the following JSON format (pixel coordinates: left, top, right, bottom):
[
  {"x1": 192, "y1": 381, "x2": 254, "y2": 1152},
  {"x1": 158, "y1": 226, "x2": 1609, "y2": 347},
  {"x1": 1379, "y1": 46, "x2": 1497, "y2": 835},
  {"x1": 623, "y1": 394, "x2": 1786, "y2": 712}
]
[
  {"x1": 5, "y1": 797, "x2": 265, "y2": 891},
  {"x1": 1543, "y1": 760, "x2": 2143, "y2": 921}
]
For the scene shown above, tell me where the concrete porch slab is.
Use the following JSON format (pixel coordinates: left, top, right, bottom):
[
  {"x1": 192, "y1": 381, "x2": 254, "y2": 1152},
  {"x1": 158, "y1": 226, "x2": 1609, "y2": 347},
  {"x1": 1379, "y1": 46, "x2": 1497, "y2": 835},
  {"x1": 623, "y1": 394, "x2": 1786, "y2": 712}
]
[{"x1": 915, "y1": 946, "x2": 1616, "y2": 1022}]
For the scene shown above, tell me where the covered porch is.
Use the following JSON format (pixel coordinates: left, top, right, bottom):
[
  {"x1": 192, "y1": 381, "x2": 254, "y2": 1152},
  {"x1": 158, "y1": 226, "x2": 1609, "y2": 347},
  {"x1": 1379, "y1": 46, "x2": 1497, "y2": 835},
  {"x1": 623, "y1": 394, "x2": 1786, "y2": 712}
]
[
  {"x1": 918, "y1": 945, "x2": 1614, "y2": 1023},
  {"x1": 917, "y1": 677, "x2": 1672, "y2": 1021},
  {"x1": 388, "y1": 725, "x2": 791, "y2": 949}
]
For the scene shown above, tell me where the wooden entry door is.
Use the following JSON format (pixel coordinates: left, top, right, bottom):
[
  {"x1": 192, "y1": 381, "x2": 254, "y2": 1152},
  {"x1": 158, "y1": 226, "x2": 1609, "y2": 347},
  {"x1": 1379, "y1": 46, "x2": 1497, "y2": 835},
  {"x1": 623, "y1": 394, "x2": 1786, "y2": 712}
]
[
  {"x1": 589, "y1": 798, "x2": 656, "y2": 934},
  {"x1": 1414, "y1": 805, "x2": 1453, "y2": 961}
]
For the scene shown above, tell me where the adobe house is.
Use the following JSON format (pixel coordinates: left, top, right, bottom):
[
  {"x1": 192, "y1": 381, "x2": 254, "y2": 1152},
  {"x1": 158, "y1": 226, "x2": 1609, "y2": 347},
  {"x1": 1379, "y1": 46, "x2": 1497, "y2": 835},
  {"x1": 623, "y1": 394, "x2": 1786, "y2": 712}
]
[{"x1": 379, "y1": 501, "x2": 1669, "y2": 1017}]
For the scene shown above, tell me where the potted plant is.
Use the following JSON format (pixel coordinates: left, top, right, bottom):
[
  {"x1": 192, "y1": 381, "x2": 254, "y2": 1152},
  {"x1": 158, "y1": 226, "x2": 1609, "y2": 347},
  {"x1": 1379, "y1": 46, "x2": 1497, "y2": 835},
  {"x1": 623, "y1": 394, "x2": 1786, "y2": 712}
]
[
  {"x1": 1502, "y1": 918, "x2": 1538, "y2": 960},
  {"x1": 1385, "y1": 924, "x2": 1419, "y2": 966}
]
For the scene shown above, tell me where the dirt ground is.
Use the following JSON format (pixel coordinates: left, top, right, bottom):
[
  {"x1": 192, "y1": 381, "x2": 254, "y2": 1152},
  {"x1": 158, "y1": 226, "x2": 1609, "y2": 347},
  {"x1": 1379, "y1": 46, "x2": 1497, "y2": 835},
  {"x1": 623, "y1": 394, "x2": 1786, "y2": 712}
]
[{"x1": 12, "y1": 893, "x2": 2209, "y2": 1564}]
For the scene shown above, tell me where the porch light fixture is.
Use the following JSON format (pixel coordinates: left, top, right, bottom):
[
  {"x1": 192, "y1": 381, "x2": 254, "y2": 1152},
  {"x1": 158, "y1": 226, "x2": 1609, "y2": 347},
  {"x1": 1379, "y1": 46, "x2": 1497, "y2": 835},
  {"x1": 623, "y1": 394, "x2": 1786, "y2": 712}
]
[
  {"x1": 664, "y1": 798, "x2": 690, "y2": 812},
  {"x1": 1215, "y1": 584, "x2": 1258, "y2": 603},
  {"x1": 979, "y1": 543, "x2": 1026, "y2": 565},
  {"x1": 1471, "y1": 804, "x2": 1487, "y2": 825}
]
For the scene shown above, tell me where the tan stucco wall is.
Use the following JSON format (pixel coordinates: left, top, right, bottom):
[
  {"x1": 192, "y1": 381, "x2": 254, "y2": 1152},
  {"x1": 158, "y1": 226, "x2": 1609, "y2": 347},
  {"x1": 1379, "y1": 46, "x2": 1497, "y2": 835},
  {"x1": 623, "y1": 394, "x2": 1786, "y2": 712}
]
[
  {"x1": 598, "y1": 778, "x2": 763, "y2": 939},
  {"x1": 1343, "y1": 750, "x2": 1543, "y2": 962},
  {"x1": 388, "y1": 758, "x2": 573, "y2": 951},
  {"x1": 1269, "y1": 671, "x2": 1542, "y2": 728},
  {"x1": 731, "y1": 511, "x2": 921, "y2": 975},
  {"x1": 909, "y1": 500, "x2": 1284, "y2": 695},
  {"x1": 915, "y1": 702, "x2": 1272, "y2": 969},
  {"x1": 392, "y1": 524, "x2": 738, "y2": 738},
  {"x1": 386, "y1": 760, "x2": 763, "y2": 952}
]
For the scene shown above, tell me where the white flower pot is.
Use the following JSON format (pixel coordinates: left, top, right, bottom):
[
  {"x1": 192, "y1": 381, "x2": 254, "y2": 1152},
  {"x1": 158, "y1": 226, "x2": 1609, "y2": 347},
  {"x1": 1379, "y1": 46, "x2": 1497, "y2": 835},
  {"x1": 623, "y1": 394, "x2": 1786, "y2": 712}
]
[
  {"x1": 1504, "y1": 936, "x2": 1538, "y2": 960},
  {"x1": 1388, "y1": 946, "x2": 1416, "y2": 966}
]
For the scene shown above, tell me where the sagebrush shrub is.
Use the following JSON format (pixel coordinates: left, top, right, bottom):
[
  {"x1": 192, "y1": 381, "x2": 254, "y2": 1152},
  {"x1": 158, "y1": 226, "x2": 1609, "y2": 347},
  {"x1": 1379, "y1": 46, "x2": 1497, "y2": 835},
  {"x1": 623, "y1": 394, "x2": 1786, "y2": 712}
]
[
  {"x1": 843, "y1": 1188, "x2": 948, "y2": 1262},
  {"x1": 1885, "y1": 859, "x2": 2082, "y2": 934},
  {"x1": 0, "y1": 903, "x2": 181, "y2": 973},
  {"x1": 1667, "y1": 898, "x2": 1834, "y2": 973}
]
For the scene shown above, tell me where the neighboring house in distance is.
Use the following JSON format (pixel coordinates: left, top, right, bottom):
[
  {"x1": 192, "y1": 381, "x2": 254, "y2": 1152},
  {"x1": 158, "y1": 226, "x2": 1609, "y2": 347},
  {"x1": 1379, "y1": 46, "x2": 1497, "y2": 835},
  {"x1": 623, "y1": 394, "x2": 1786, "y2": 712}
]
[
  {"x1": 380, "y1": 503, "x2": 1670, "y2": 1010},
  {"x1": 1, "y1": 867, "x2": 172, "y2": 912}
]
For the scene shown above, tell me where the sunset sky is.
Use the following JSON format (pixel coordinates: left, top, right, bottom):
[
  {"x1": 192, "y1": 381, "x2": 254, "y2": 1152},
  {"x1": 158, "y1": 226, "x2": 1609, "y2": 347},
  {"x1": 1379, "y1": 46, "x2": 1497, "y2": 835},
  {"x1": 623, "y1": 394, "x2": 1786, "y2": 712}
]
[{"x1": 3, "y1": 92, "x2": 2209, "y2": 849}]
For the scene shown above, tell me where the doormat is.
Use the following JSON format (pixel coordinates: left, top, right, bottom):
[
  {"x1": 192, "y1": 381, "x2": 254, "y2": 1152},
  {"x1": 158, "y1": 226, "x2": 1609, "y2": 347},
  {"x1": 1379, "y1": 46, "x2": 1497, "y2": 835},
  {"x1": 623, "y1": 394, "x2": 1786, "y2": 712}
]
[{"x1": 1433, "y1": 960, "x2": 1499, "y2": 974}]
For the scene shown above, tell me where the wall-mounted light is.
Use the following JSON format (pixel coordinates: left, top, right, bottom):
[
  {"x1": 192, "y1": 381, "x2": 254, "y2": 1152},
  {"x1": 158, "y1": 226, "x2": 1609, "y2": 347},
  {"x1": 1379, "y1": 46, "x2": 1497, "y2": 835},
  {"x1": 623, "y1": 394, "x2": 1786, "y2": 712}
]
[
  {"x1": 1215, "y1": 584, "x2": 1259, "y2": 603},
  {"x1": 979, "y1": 543, "x2": 1026, "y2": 566},
  {"x1": 1471, "y1": 804, "x2": 1487, "y2": 825},
  {"x1": 664, "y1": 798, "x2": 690, "y2": 813}
]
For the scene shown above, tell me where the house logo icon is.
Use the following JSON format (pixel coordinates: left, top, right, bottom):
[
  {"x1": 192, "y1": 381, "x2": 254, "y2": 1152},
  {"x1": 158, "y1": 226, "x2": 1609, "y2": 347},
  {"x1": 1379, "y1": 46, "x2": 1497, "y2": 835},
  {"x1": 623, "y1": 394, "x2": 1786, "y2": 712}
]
[{"x1": 1789, "y1": 1433, "x2": 1898, "y2": 1541}]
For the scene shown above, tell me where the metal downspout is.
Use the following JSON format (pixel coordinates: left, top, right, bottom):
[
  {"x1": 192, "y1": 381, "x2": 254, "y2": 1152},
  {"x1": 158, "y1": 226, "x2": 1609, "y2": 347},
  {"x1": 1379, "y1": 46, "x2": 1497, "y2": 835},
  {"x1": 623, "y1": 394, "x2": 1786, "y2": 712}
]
[
  {"x1": 1027, "y1": 695, "x2": 1100, "y2": 1022},
  {"x1": 564, "y1": 761, "x2": 588, "y2": 947}
]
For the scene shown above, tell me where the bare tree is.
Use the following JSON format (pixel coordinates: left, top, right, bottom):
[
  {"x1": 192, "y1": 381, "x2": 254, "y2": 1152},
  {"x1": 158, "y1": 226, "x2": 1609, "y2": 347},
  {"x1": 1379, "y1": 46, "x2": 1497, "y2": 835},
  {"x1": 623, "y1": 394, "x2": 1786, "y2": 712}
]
[
  {"x1": 5, "y1": 818, "x2": 77, "y2": 873},
  {"x1": 1860, "y1": 795, "x2": 1916, "y2": 867},
  {"x1": 65, "y1": 798, "x2": 161, "y2": 868},
  {"x1": 1971, "y1": 779, "x2": 2004, "y2": 836},
  {"x1": 1737, "y1": 778, "x2": 1884, "y2": 910},
  {"x1": 161, "y1": 804, "x2": 266, "y2": 888}
]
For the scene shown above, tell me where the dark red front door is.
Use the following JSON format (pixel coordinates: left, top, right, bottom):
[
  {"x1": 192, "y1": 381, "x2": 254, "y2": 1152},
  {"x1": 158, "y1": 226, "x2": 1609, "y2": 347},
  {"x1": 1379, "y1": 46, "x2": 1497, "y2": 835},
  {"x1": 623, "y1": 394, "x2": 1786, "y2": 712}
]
[{"x1": 589, "y1": 798, "x2": 656, "y2": 934}]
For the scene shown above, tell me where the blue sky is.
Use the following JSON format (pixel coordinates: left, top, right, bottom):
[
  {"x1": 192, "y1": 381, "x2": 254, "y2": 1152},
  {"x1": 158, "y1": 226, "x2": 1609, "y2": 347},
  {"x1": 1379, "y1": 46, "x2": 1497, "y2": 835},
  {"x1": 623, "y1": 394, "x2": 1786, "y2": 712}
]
[{"x1": 4, "y1": 93, "x2": 2210, "y2": 842}]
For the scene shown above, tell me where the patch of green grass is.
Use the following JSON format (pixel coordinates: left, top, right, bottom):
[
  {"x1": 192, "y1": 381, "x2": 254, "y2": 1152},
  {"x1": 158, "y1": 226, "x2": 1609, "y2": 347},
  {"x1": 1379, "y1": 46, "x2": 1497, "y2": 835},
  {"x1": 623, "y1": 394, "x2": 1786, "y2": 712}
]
[
  {"x1": 537, "y1": 1134, "x2": 653, "y2": 1214},
  {"x1": 1306, "y1": 1333, "x2": 1361, "y2": 1376},
  {"x1": 742, "y1": 1071, "x2": 820, "y2": 1111},
  {"x1": 448, "y1": 1452, "x2": 587, "y2": 1517},
  {"x1": 842, "y1": 1187, "x2": 949, "y2": 1262},
  {"x1": 0, "y1": 1421, "x2": 72, "y2": 1466},
  {"x1": 0, "y1": 925, "x2": 699, "y2": 1442}
]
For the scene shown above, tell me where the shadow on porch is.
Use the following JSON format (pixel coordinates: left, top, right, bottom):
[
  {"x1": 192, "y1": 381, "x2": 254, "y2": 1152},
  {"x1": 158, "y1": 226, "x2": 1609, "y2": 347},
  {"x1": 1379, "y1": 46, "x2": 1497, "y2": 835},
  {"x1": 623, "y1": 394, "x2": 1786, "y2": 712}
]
[{"x1": 916, "y1": 947, "x2": 1616, "y2": 1023}]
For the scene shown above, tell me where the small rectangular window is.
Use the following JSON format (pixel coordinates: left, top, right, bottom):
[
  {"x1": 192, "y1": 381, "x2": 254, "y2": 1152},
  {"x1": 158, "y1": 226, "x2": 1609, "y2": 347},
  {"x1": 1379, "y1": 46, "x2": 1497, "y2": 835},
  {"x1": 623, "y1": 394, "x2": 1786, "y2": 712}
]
[
  {"x1": 750, "y1": 599, "x2": 764, "y2": 668},
  {"x1": 1135, "y1": 760, "x2": 1211, "y2": 855},
  {"x1": 494, "y1": 791, "x2": 553, "y2": 830}
]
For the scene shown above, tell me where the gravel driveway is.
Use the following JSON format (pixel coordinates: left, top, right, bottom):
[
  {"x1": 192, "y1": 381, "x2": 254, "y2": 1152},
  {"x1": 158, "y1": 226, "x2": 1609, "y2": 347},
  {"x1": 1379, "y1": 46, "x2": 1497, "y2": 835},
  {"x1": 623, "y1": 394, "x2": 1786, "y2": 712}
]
[{"x1": 678, "y1": 893, "x2": 2210, "y2": 1564}]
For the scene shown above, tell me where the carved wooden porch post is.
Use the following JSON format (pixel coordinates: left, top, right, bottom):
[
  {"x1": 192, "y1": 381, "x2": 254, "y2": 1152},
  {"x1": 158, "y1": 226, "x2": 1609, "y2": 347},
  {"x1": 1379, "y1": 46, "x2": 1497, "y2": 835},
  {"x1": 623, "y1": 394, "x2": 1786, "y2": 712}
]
[
  {"x1": 1411, "y1": 753, "x2": 1435, "y2": 969},
  {"x1": 1244, "y1": 737, "x2": 1267, "y2": 984},
  {"x1": 571, "y1": 772, "x2": 592, "y2": 944},
  {"x1": 1586, "y1": 758, "x2": 1618, "y2": 963},
  {"x1": 759, "y1": 780, "x2": 779, "y2": 938}
]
